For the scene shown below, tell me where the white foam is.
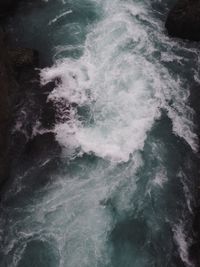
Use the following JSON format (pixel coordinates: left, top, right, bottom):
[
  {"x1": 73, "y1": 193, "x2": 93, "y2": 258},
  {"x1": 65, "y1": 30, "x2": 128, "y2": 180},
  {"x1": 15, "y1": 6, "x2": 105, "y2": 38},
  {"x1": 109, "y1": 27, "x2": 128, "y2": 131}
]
[
  {"x1": 1, "y1": 156, "x2": 141, "y2": 267},
  {"x1": 41, "y1": 0, "x2": 198, "y2": 163},
  {"x1": 153, "y1": 167, "x2": 168, "y2": 188},
  {"x1": 41, "y1": 1, "x2": 162, "y2": 162},
  {"x1": 173, "y1": 223, "x2": 194, "y2": 267},
  {"x1": 2, "y1": 1, "x2": 199, "y2": 266},
  {"x1": 48, "y1": 10, "x2": 73, "y2": 26}
]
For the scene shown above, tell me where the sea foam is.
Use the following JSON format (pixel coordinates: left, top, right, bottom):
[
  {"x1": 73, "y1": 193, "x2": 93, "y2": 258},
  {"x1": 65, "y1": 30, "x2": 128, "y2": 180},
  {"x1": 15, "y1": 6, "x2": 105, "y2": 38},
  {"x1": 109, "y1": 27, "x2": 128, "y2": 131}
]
[{"x1": 41, "y1": 0, "x2": 198, "y2": 163}]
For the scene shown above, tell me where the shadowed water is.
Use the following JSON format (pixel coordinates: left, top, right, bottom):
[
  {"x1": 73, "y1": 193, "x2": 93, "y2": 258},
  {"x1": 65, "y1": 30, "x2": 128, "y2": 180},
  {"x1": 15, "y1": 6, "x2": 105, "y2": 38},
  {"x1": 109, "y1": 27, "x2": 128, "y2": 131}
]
[{"x1": 1, "y1": 0, "x2": 200, "y2": 266}]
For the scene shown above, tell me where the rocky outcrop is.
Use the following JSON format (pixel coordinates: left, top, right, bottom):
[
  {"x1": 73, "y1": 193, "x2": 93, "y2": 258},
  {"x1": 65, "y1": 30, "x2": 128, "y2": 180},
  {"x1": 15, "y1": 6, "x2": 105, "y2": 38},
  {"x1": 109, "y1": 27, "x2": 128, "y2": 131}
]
[{"x1": 165, "y1": 0, "x2": 200, "y2": 41}]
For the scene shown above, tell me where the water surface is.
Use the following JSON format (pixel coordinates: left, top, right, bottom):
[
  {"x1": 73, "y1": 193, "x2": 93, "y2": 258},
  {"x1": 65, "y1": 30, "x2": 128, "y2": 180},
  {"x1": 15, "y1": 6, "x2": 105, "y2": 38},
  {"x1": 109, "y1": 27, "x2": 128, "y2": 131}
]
[{"x1": 1, "y1": 0, "x2": 200, "y2": 266}]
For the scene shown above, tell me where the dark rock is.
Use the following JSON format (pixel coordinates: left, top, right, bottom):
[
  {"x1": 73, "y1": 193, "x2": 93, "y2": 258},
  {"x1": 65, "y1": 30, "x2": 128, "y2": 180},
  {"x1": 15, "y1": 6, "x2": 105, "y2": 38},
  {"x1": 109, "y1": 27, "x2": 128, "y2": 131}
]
[{"x1": 165, "y1": 0, "x2": 200, "y2": 41}]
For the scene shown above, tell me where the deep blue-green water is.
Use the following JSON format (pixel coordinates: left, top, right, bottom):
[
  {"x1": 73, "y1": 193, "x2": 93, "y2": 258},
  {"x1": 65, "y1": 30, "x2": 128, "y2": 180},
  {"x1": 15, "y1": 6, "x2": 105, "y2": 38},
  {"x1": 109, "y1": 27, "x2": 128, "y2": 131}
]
[{"x1": 1, "y1": 0, "x2": 200, "y2": 266}]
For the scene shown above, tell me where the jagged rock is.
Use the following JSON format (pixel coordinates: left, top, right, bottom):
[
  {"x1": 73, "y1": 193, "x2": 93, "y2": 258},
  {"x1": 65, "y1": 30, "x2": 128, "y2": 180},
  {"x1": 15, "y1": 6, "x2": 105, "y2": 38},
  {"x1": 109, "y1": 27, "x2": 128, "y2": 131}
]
[{"x1": 165, "y1": 0, "x2": 200, "y2": 41}]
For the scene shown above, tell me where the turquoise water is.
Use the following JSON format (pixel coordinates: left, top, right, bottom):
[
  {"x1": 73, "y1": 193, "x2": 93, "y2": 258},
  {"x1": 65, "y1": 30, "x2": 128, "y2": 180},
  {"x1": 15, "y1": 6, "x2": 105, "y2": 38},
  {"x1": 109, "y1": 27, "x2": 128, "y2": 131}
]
[{"x1": 1, "y1": 0, "x2": 200, "y2": 266}]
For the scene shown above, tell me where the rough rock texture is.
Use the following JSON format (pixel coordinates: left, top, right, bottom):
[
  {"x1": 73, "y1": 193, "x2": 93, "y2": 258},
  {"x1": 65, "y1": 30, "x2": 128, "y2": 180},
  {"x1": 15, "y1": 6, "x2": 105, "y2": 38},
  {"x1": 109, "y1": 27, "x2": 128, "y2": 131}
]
[{"x1": 165, "y1": 0, "x2": 200, "y2": 41}]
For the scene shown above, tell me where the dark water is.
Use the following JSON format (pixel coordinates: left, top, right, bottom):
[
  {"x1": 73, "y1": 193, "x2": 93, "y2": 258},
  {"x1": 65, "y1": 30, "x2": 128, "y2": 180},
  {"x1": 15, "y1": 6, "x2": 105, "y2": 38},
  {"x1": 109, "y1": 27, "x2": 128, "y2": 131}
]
[{"x1": 1, "y1": 0, "x2": 200, "y2": 266}]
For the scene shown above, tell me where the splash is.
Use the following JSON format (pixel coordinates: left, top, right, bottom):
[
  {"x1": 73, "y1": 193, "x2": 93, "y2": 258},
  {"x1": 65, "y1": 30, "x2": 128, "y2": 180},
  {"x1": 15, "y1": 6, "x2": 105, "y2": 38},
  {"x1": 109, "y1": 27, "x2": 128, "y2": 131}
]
[{"x1": 41, "y1": 0, "x2": 198, "y2": 163}]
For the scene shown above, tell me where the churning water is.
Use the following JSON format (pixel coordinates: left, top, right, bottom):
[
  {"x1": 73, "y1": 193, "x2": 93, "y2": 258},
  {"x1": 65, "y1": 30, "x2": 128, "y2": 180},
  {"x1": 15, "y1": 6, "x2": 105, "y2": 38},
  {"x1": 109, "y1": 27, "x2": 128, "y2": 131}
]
[{"x1": 1, "y1": 0, "x2": 200, "y2": 266}]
